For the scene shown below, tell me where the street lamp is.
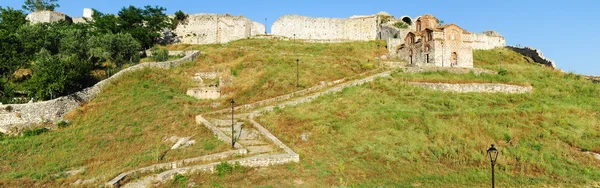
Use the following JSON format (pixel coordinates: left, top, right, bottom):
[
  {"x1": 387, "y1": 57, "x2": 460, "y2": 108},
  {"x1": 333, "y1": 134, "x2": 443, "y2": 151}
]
[
  {"x1": 487, "y1": 144, "x2": 499, "y2": 188},
  {"x1": 230, "y1": 99, "x2": 235, "y2": 148},
  {"x1": 264, "y1": 18, "x2": 267, "y2": 34},
  {"x1": 499, "y1": 51, "x2": 502, "y2": 70},
  {"x1": 296, "y1": 59, "x2": 300, "y2": 88}
]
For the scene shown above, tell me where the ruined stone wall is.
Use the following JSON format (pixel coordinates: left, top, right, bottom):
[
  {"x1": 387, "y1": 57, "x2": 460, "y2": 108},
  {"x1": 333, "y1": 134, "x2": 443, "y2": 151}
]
[
  {"x1": 173, "y1": 14, "x2": 264, "y2": 44},
  {"x1": 507, "y1": 46, "x2": 556, "y2": 68},
  {"x1": 409, "y1": 82, "x2": 532, "y2": 93},
  {"x1": 26, "y1": 11, "x2": 72, "y2": 24},
  {"x1": 471, "y1": 30, "x2": 506, "y2": 50},
  {"x1": 0, "y1": 51, "x2": 200, "y2": 134},
  {"x1": 271, "y1": 15, "x2": 378, "y2": 41}
]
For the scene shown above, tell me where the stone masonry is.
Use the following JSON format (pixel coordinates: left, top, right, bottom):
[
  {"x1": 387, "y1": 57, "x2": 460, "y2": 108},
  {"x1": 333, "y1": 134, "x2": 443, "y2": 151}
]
[
  {"x1": 173, "y1": 13, "x2": 265, "y2": 44},
  {"x1": 271, "y1": 15, "x2": 379, "y2": 42},
  {"x1": 26, "y1": 11, "x2": 72, "y2": 24}
]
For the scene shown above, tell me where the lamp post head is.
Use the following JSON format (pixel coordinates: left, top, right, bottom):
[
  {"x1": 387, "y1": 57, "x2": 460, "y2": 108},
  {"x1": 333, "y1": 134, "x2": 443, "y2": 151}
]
[
  {"x1": 230, "y1": 99, "x2": 235, "y2": 105},
  {"x1": 296, "y1": 59, "x2": 299, "y2": 63},
  {"x1": 487, "y1": 144, "x2": 498, "y2": 164}
]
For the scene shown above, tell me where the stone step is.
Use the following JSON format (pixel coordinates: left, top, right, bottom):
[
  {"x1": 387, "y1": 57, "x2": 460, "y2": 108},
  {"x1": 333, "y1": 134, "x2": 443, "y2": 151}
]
[
  {"x1": 246, "y1": 145, "x2": 275, "y2": 154},
  {"x1": 238, "y1": 139, "x2": 267, "y2": 146}
]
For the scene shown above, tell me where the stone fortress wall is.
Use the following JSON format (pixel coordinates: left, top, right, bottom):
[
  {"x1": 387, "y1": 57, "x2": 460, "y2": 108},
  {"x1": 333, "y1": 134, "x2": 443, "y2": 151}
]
[
  {"x1": 471, "y1": 30, "x2": 506, "y2": 50},
  {"x1": 271, "y1": 15, "x2": 379, "y2": 42},
  {"x1": 173, "y1": 14, "x2": 265, "y2": 44},
  {"x1": 26, "y1": 10, "x2": 72, "y2": 24},
  {"x1": 0, "y1": 51, "x2": 200, "y2": 134},
  {"x1": 507, "y1": 46, "x2": 557, "y2": 68}
]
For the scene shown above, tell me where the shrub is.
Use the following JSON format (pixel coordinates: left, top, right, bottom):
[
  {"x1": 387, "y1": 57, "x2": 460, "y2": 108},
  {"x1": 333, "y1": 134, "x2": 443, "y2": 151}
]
[
  {"x1": 393, "y1": 33, "x2": 398, "y2": 38},
  {"x1": 498, "y1": 69, "x2": 508, "y2": 76},
  {"x1": 393, "y1": 21, "x2": 408, "y2": 29},
  {"x1": 172, "y1": 173, "x2": 188, "y2": 183},
  {"x1": 4, "y1": 105, "x2": 13, "y2": 112},
  {"x1": 174, "y1": 10, "x2": 188, "y2": 21},
  {"x1": 150, "y1": 47, "x2": 169, "y2": 62},
  {"x1": 57, "y1": 121, "x2": 69, "y2": 128},
  {"x1": 216, "y1": 162, "x2": 233, "y2": 177},
  {"x1": 22, "y1": 128, "x2": 49, "y2": 137}
]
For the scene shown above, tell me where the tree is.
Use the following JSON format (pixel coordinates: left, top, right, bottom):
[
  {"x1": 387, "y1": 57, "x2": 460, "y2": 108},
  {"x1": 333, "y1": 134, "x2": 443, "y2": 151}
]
[
  {"x1": 87, "y1": 33, "x2": 141, "y2": 68},
  {"x1": 22, "y1": 0, "x2": 60, "y2": 12},
  {"x1": 0, "y1": 7, "x2": 28, "y2": 76},
  {"x1": 28, "y1": 49, "x2": 92, "y2": 100},
  {"x1": 0, "y1": 6, "x2": 28, "y2": 33},
  {"x1": 117, "y1": 5, "x2": 170, "y2": 50}
]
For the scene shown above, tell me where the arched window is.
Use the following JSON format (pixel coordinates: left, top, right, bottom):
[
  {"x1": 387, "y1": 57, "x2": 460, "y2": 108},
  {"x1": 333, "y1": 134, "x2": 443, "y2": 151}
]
[
  {"x1": 416, "y1": 20, "x2": 422, "y2": 31},
  {"x1": 427, "y1": 31, "x2": 433, "y2": 41},
  {"x1": 451, "y1": 52, "x2": 458, "y2": 66}
]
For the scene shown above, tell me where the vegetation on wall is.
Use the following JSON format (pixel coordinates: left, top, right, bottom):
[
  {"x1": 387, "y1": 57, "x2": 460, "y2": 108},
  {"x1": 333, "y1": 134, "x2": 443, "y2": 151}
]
[{"x1": 393, "y1": 21, "x2": 409, "y2": 29}]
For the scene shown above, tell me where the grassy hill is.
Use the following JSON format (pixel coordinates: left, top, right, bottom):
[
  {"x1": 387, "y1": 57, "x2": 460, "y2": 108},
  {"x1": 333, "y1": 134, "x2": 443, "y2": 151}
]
[
  {"x1": 1, "y1": 39, "x2": 598, "y2": 187},
  {"x1": 0, "y1": 39, "x2": 387, "y2": 186},
  {"x1": 169, "y1": 48, "x2": 600, "y2": 187}
]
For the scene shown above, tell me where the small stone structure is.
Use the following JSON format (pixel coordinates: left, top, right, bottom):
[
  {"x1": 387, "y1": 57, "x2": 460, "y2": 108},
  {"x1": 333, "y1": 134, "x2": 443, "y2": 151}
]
[
  {"x1": 186, "y1": 86, "x2": 220, "y2": 100},
  {"x1": 173, "y1": 13, "x2": 264, "y2": 44},
  {"x1": 271, "y1": 14, "x2": 379, "y2": 42},
  {"x1": 507, "y1": 46, "x2": 557, "y2": 68},
  {"x1": 26, "y1": 11, "x2": 72, "y2": 24},
  {"x1": 0, "y1": 51, "x2": 200, "y2": 134},
  {"x1": 186, "y1": 71, "x2": 223, "y2": 100}
]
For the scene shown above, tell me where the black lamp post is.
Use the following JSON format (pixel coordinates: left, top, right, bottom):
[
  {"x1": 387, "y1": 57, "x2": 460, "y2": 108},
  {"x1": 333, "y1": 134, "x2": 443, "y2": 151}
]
[
  {"x1": 296, "y1": 59, "x2": 300, "y2": 88},
  {"x1": 487, "y1": 144, "x2": 499, "y2": 188},
  {"x1": 230, "y1": 99, "x2": 235, "y2": 148},
  {"x1": 264, "y1": 18, "x2": 267, "y2": 34},
  {"x1": 498, "y1": 52, "x2": 502, "y2": 69}
]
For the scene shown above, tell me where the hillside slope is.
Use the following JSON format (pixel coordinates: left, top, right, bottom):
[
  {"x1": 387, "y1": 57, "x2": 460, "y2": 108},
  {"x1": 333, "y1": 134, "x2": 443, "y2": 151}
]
[
  {"x1": 169, "y1": 48, "x2": 600, "y2": 187},
  {"x1": 0, "y1": 39, "x2": 388, "y2": 186}
]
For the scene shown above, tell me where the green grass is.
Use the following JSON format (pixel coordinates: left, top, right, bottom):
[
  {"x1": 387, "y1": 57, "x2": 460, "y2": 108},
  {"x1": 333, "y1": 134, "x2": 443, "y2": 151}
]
[
  {"x1": 181, "y1": 48, "x2": 600, "y2": 187},
  {"x1": 0, "y1": 39, "x2": 388, "y2": 187},
  {"x1": 168, "y1": 38, "x2": 388, "y2": 105},
  {"x1": 0, "y1": 68, "x2": 228, "y2": 187}
]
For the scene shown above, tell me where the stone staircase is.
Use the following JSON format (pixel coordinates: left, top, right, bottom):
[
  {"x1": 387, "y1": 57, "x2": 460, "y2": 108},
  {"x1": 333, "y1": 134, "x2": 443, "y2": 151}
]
[{"x1": 210, "y1": 118, "x2": 277, "y2": 155}]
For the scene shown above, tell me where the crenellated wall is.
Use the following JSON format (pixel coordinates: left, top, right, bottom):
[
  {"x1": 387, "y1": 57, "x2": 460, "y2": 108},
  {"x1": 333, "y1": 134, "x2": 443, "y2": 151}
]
[{"x1": 271, "y1": 15, "x2": 378, "y2": 42}]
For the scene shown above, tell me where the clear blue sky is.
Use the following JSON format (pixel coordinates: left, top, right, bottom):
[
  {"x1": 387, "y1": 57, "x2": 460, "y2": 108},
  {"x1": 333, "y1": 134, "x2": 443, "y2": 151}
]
[{"x1": 2, "y1": 0, "x2": 599, "y2": 75}]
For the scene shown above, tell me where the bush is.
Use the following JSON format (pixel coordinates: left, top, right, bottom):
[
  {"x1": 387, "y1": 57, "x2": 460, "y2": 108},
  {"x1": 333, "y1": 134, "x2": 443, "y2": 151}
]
[
  {"x1": 22, "y1": 128, "x2": 49, "y2": 137},
  {"x1": 498, "y1": 69, "x2": 508, "y2": 76},
  {"x1": 393, "y1": 21, "x2": 408, "y2": 29},
  {"x1": 216, "y1": 162, "x2": 233, "y2": 177},
  {"x1": 172, "y1": 173, "x2": 188, "y2": 183},
  {"x1": 4, "y1": 105, "x2": 13, "y2": 112},
  {"x1": 57, "y1": 121, "x2": 69, "y2": 128},
  {"x1": 174, "y1": 10, "x2": 187, "y2": 21},
  {"x1": 150, "y1": 47, "x2": 169, "y2": 62}
]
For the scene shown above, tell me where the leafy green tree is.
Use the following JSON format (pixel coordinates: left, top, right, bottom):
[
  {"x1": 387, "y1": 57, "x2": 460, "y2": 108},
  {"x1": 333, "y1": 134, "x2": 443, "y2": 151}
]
[
  {"x1": 0, "y1": 6, "x2": 28, "y2": 33},
  {"x1": 116, "y1": 5, "x2": 170, "y2": 50},
  {"x1": 22, "y1": 0, "x2": 59, "y2": 12},
  {"x1": 87, "y1": 9, "x2": 119, "y2": 34},
  {"x1": 0, "y1": 7, "x2": 28, "y2": 76},
  {"x1": 28, "y1": 49, "x2": 92, "y2": 100},
  {"x1": 87, "y1": 33, "x2": 141, "y2": 68}
]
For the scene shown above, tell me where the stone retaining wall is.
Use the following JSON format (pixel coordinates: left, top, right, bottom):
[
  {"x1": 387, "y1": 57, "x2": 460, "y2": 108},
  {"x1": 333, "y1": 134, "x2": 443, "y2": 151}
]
[
  {"x1": 409, "y1": 82, "x2": 532, "y2": 93},
  {"x1": 403, "y1": 67, "x2": 496, "y2": 75},
  {"x1": 507, "y1": 46, "x2": 556, "y2": 68},
  {"x1": 0, "y1": 51, "x2": 200, "y2": 134}
]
